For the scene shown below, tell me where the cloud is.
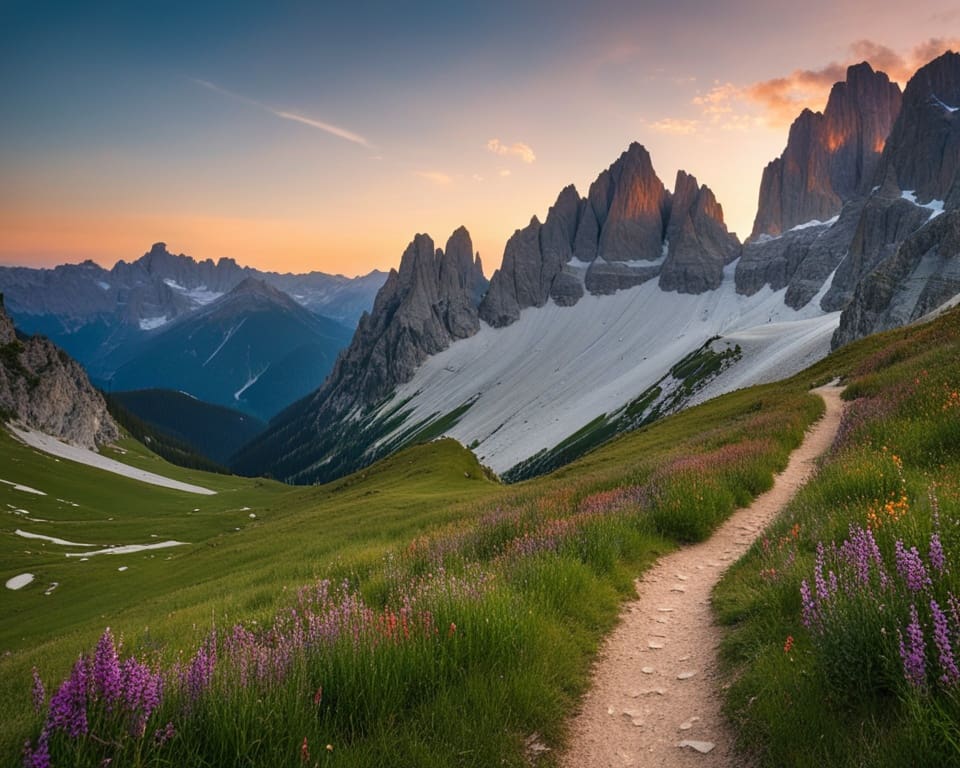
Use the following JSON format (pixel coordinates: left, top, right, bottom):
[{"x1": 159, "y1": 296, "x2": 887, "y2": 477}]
[
  {"x1": 498, "y1": 169, "x2": 512, "y2": 177},
  {"x1": 739, "y1": 38, "x2": 960, "y2": 125},
  {"x1": 415, "y1": 171, "x2": 453, "y2": 185},
  {"x1": 191, "y1": 78, "x2": 372, "y2": 148},
  {"x1": 648, "y1": 117, "x2": 700, "y2": 135},
  {"x1": 486, "y1": 138, "x2": 536, "y2": 164}
]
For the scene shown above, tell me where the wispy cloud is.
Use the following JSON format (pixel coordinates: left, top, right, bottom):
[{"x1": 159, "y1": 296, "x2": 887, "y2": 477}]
[
  {"x1": 648, "y1": 117, "x2": 700, "y2": 135},
  {"x1": 734, "y1": 38, "x2": 960, "y2": 126},
  {"x1": 486, "y1": 138, "x2": 536, "y2": 164},
  {"x1": 191, "y1": 78, "x2": 372, "y2": 148},
  {"x1": 414, "y1": 170, "x2": 452, "y2": 185},
  {"x1": 498, "y1": 169, "x2": 512, "y2": 177}
]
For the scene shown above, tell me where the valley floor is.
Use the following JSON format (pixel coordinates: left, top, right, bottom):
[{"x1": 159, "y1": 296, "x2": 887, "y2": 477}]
[{"x1": 560, "y1": 384, "x2": 844, "y2": 767}]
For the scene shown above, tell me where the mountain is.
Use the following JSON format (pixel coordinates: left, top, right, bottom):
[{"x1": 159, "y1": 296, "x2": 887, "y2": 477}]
[
  {"x1": 0, "y1": 294, "x2": 118, "y2": 448},
  {"x1": 751, "y1": 62, "x2": 902, "y2": 238},
  {"x1": 108, "y1": 389, "x2": 266, "y2": 465},
  {"x1": 231, "y1": 55, "x2": 960, "y2": 487},
  {"x1": 230, "y1": 149, "x2": 775, "y2": 486},
  {"x1": 0, "y1": 243, "x2": 387, "y2": 381},
  {"x1": 833, "y1": 51, "x2": 960, "y2": 345},
  {"x1": 109, "y1": 278, "x2": 354, "y2": 420},
  {"x1": 479, "y1": 145, "x2": 740, "y2": 327},
  {"x1": 230, "y1": 229, "x2": 488, "y2": 481}
]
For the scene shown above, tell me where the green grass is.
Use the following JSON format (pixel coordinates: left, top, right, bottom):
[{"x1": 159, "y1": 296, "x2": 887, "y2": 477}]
[
  {"x1": 9, "y1": 308, "x2": 960, "y2": 766},
  {"x1": 714, "y1": 308, "x2": 960, "y2": 768}
]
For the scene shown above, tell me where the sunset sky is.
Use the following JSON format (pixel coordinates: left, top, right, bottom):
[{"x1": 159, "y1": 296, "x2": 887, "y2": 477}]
[{"x1": 2, "y1": 1, "x2": 958, "y2": 277}]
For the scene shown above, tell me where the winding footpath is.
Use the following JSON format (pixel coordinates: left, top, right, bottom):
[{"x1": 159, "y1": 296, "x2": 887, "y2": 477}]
[{"x1": 560, "y1": 384, "x2": 844, "y2": 768}]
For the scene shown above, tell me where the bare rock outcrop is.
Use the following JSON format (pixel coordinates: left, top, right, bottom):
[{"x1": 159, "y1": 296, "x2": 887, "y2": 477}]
[
  {"x1": 0, "y1": 296, "x2": 119, "y2": 448},
  {"x1": 752, "y1": 62, "x2": 901, "y2": 238}
]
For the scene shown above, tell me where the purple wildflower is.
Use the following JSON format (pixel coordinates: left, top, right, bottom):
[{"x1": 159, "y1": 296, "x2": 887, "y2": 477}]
[
  {"x1": 30, "y1": 668, "x2": 45, "y2": 715},
  {"x1": 154, "y1": 721, "x2": 176, "y2": 747},
  {"x1": 21, "y1": 729, "x2": 50, "y2": 768},
  {"x1": 48, "y1": 656, "x2": 89, "y2": 738},
  {"x1": 800, "y1": 578, "x2": 818, "y2": 629},
  {"x1": 929, "y1": 532, "x2": 946, "y2": 575},
  {"x1": 185, "y1": 633, "x2": 217, "y2": 702},
  {"x1": 899, "y1": 604, "x2": 927, "y2": 688},
  {"x1": 814, "y1": 542, "x2": 829, "y2": 601},
  {"x1": 894, "y1": 540, "x2": 932, "y2": 592},
  {"x1": 930, "y1": 599, "x2": 959, "y2": 686},
  {"x1": 93, "y1": 627, "x2": 122, "y2": 711}
]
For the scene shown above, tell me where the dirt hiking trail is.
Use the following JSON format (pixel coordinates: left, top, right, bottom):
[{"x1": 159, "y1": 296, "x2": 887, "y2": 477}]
[{"x1": 560, "y1": 384, "x2": 844, "y2": 768}]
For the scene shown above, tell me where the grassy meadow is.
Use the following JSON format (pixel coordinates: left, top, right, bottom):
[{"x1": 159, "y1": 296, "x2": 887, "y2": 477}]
[{"x1": 4, "y1": 306, "x2": 960, "y2": 766}]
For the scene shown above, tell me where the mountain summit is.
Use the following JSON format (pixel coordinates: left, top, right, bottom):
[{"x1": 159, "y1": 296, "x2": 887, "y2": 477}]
[{"x1": 751, "y1": 62, "x2": 902, "y2": 238}]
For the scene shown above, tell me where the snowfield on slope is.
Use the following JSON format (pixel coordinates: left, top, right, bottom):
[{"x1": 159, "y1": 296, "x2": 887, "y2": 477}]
[
  {"x1": 378, "y1": 261, "x2": 840, "y2": 474},
  {"x1": 8, "y1": 427, "x2": 217, "y2": 495}
]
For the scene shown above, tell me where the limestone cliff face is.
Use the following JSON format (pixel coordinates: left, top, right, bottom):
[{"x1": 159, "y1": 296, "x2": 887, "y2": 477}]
[
  {"x1": 659, "y1": 171, "x2": 740, "y2": 294},
  {"x1": 0, "y1": 297, "x2": 119, "y2": 448},
  {"x1": 833, "y1": 51, "x2": 960, "y2": 346},
  {"x1": 479, "y1": 144, "x2": 740, "y2": 326},
  {"x1": 752, "y1": 63, "x2": 902, "y2": 238}
]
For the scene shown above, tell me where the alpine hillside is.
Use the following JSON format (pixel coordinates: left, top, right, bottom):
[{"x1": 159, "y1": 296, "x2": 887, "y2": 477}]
[{"x1": 233, "y1": 52, "x2": 960, "y2": 486}]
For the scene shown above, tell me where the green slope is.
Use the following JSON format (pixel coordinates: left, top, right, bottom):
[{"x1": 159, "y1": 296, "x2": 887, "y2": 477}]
[{"x1": 2, "y1": 306, "x2": 959, "y2": 766}]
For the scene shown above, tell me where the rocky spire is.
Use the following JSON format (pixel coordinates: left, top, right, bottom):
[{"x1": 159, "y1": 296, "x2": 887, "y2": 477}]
[
  {"x1": 0, "y1": 299, "x2": 119, "y2": 447},
  {"x1": 659, "y1": 171, "x2": 741, "y2": 293},
  {"x1": 751, "y1": 62, "x2": 902, "y2": 238},
  {"x1": 871, "y1": 51, "x2": 960, "y2": 202}
]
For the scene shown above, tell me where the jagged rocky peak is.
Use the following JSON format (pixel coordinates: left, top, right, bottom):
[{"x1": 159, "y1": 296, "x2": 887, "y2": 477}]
[
  {"x1": 752, "y1": 62, "x2": 902, "y2": 238},
  {"x1": 872, "y1": 50, "x2": 960, "y2": 203},
  {"x1": 480, "y1": 143, "x2": 742, "y2": 323},
  {"x1": 660, "y1": 170, "x2": 741, "y2": 294},
  {"x1": 0, "y1": 296, "x2": 119, "y2": 448},
  {"x1": 324, "y1": 226, "x2": 488, "y2": 407}
]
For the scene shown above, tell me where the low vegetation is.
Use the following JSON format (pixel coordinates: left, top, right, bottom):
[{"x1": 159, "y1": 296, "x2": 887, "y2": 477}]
[
  {"x1": 7, "y1": 306, "x2": 960, "y2": 767},
  {"x1": 715, "y1": 309, "x2": 960, "y2": 766}
]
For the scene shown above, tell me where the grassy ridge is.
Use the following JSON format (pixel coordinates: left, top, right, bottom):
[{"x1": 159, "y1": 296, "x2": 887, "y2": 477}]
[
  {"x1": 714, "y1": 309, "x2": 960, "y2": 767},
  {"x1": 2, "y1": 355, "x2": 824, "y2": 765}
]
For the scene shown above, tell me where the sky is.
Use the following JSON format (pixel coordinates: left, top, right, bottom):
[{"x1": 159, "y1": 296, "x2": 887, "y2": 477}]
[{"x1": 1, "y1": 1, "x2": 959, "y2": 277}]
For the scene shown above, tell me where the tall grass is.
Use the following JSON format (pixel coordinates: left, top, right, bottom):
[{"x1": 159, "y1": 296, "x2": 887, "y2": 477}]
[
  {"x1": 13, "y1": 380, "x2": 824, "y2": 766},
  {"x1": 715, "y1": 311, "x2": 960, "y2": 768}
]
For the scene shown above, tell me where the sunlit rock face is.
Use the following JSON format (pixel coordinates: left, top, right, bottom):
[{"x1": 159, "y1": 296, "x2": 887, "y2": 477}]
[{"x1": 751, "y1": 62, "x2": 902, "y2": 238}]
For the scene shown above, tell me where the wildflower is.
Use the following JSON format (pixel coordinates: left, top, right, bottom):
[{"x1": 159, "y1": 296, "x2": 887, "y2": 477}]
[
  {"x1": 154, "y1": 721, "x2": 176, "y2": 747},
  {"x1": 93, "y1": 627, "x2": 122, "y2": 711},
  {"x1": 31, "y1": 668, "x2": 45, "y2": 715},
  {"x1": 800, "y1": 579, "x2": 818, "y2": 629},
  {"x1": 930, "y1": 599, "x2": 959, "y2": 686},
  {"x1": 48, "y1": 656, "x2": 89, "y2": 738},
  {"x1": 22, "y1": 729, "x2": 50, "y2": 768},
  {"x1": 929, "y1": 531, "x2": 946, "y2": 575},
  {"x1": 448, "y1": 622, "x2": 457, "y2": 637},
  {"x1": 898, "y1": 605, "x2": 927, "y2": 688},
  {"x1": 300, "y1": 736, "x2": 310, "y2": 765},
  {"x1": 894, "y1": 540, "x2": 932, "y2": 592},
  {"x1": 783, "y1": 635, "x2": 794, "y2": 654}
]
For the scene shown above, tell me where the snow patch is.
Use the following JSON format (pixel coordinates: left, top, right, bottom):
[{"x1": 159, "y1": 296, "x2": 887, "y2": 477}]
[
  {"x1": 234, "y1": 365, "x2": 269, "y2": 401},
  {"x1": 788, "y1": 215, "x2": 839, "y2": 232},
  {"x1": 163, "y1": 278, "x2": 186, "y2": 291},
  {"x1": 5, "y1": 573, "x2": 34, "y2": 590},
  {"x1": 15, "y1": 529, "x2": 91, "y2": 547},
  {"x1": 378, "y1": 262, "x2": 838, "y2": 474},
  {"x1": 185, "y1": 287, "x2": 223, "y2": 305},
  {"x1": 0, "y1": 478, "x2": 46, "y2": 495},
  {"x1": 9, "y1": 427, "x2": 217, "y2": 495},
  {"x1": 96, "y1": 281, "x2": 111, "y2": 291},
  {"x1": 901, "y1": 190, "x2": 946, "y2": 220},
  {"x1": 65, "y1": 541, "x2": 188, "y2": 558},
  {"x1": 204, "y1": 318, "x2": 246, "y2": 367},
  {"x1": 139, "y1": 316, "x2": 169, "y2": 331},
  {"x1": 931, "y1": 94, "x2": 959, "y2": 113}
]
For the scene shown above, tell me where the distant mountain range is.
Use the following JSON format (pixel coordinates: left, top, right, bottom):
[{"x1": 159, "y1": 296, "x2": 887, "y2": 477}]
[
  {"x1": 234, "y1": 51, "x2": 960, "y2": 485},
  {"x1": 0, "y1": 243, "x2": 386, "y2": 382},
  {"x1": 108, "y1": 277, "x2": 354, "y2": 420}
]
